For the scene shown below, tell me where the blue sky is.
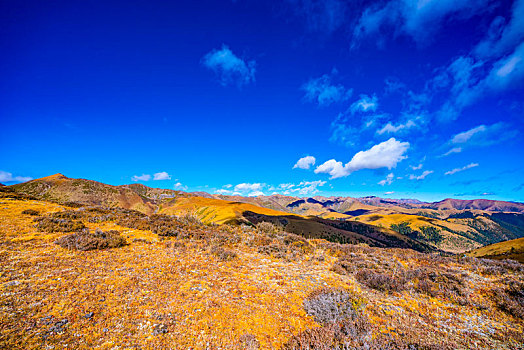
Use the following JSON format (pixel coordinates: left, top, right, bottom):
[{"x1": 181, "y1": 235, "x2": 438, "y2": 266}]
[{"x1": 1, "y1": 0, "x2": 523, "y2": 202}]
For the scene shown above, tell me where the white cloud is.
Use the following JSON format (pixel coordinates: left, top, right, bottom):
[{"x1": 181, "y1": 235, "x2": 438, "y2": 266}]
[
  {"x1": 352, "y1": 0, "x2": 494, "y2": 46},
  {"x1": 410, "y1": 164, "x2": 423, "y2": 170},
  {"x1": 452, "y1": 125, "x2": 486, "y2": 144},
  {"x1": 445, "y1": 163, "x2": 479, "y2": 176},
  {"x1": 378, "y1": 173, "x2": 394, "y2": 186},
  {"x1": 314, "y1": 159, "x2": 346, "y2": 179},
  {"x1": 302, "y1": 71, "x2": 352, "y2": 106},
  {"x1": 223, "y1": 184, "x2": 233, "y2": 189},
  {"x1": 202, "y1": 45, "x2": 256, "y2": 87},
  {"x1": 153, "y1": 172, "x2": 171, "y2": 180},
  {"x1": 248, "y1": 191, "x2": 265, "y2": 197},
  {"x1": 0, "y1": 171, "x2": 32, "y2": 183},
  {"x1": 293, "y1": 155, "x2": 316, "y2": 169},
  {"x1": 437, "y1": 42, "x2": 524, "y2": 121},
  {"x1": 474, "y1": 0, "x2": 524, "y2": 59},
  {"x1": 441, "y1": 147, "x2": 462, "y2": 157},
  {"x1": 350, "y1": 94, "x2": 378, "y2": 114},
  {"x1": 315, "y1": 138, "x2": 409, "y2": 179},
  {"x1": 384, "y1": 191, "x2": 395, "y2": 195},
  {"x1": 450, "y1": 123, "x2": 517, "y2": 147},
  {"x1": 215, "y1": 189, "x2": 231, "y2": 195},
  {"x1": 297, "y1": 180, "x2": 326, "y2": 195},
  {"x1": 377, "y1": 120, "x2": 416, "y2": 134},
  {"x1": 234, "y1": 183, "x2": 264, "y2": 192},
  {"x1": 409, "y1": 170, "x2": 434, "y2": 180},
  {"x1": 173, "y1": 182, "x2": 188, "y2": 190},
  {"x1": 132, "y1": 174, "x2": 152, "y2": 182}
]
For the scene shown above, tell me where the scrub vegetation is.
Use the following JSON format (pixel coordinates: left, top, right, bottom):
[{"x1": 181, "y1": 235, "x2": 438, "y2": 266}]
[{"x1": 1, "y1": 192, "x2": 523, "y2": 349}]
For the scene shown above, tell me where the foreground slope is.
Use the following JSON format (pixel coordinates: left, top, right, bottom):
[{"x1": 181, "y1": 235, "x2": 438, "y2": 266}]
[{"x1": 0, "y1": 195, "x2": 523, "y2": 349}]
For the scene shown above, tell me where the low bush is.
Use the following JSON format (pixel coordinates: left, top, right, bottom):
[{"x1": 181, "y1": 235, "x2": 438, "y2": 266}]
[
  {"x1": 34, "y1": 217, "x2": 85, "y2": 232},
  {"x1": 115, "y1": 211, "x2": 150, "y2": 231},
  {"x1": 55, "y1": 228, "x2": 127, "y2": 251},
  {"x1": 492, "y1": 279, "x2": 524, "y2": 319},
  {"x1": 256, "y1": 221, "x2": 280, "y2": 235},
  {"x1": 21, "y1": 209, "x2": 40, "y2": 216},
  {"x1": 50, "y1": 210, "x2": 82, "y2": 220},
  {"x1": 238, "y1": 333, "x2": 259, "y2": 350},
  {"x1": 355, "y1": 269, "x2": 407, "y2": 292},
  {"x1": 283, "y1": 288, "x2": 371, "y2": 350},
  {"x1": 303, "y1": 287, "x2": 366, "y2": 325},
  {"x1": 210, "y1": 245, "x2": 237, "y2": 261},
  {"x1": 149, "y1": 214, "x2": 179, "y2": 237}
]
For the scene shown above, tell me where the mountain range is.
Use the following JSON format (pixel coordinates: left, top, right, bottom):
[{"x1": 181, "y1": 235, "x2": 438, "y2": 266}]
[{"x1": 7, "y1": 173, "x2": 524, "y2": 254}]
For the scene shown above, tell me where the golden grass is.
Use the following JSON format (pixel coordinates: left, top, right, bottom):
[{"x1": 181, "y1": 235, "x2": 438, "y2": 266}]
[
  {"x1": 160, "y1": 196, "x2": 299, "y2": 224},
  {"x1": 1, "y1": 198, "x2": 523, "y2": 349},
  {"x1": 468, "y1": 237, "x2": 524, "y2": 263}
]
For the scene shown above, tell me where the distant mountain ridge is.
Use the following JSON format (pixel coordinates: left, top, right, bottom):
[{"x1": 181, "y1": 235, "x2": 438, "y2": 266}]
[{"x1": 8, "y1": 174, "x2": 524, "y2": 254}]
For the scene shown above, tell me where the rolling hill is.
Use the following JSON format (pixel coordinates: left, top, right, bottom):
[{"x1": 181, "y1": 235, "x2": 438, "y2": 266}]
[
  {"x1": 467, "y1": 237, "x2": 524, "y2": 263},
  {"x1": 7, "y1": 174, "x2": 524, "y2": 254}
]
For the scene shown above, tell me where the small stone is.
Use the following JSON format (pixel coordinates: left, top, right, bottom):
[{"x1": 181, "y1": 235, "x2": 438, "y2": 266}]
[
  {"x1": 84, "y1": 312, "x2": 94, "y2": 319},
  {"x1": 152, "y1": 324, "x2": 168, "y2": 335}
]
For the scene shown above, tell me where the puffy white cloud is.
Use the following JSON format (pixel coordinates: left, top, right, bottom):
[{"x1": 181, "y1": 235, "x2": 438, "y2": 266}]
[
  {"x1": 315, "y1": 138, "x2": 409, "y2": 179},
  {"x1": 302, "y1": 71, "x2": 352, "y2": 106},
  {"x1": 297, "y1": 180, "x2": 326, "y2": 195},
  {"x1": 410, "y1": 164, "x2": 423, "y2": 170},
  {"x1": 314, "y1": 159, "x2": 346, "y2": 178},
  {"x1": 132, "y1": 174, "x2": 152, "y2": 182},
  {"x1": 445, "y1": 163, "x2": 479, "y2": 176},
  {"x1": 350, "y1": 94, "x2": 378, "y2": 114},
  {"x1": 218, "y1": 180, "x2": 326, "y2": 197},
  {"x1": 202, "y1": 45, "x2": 255, "y2": 87},
  {"x1": 132, "y1": 172, "x2": 173, "y2": 181},
  {"x1": 293, "y1": 155, "x2": 316, "y2": 169},
  {"x1": 409, "y1": 170, "x2": 434, "y2": 180},
  {"x1": 234, "y1": 183, "x2": 264, "y2": 192},
  {"x1": 173, "y1": 182, "x2": 188, "y2": 190},
  {"x1": 378, "y1": 173, "x2": 394, "y2": 186},
  {"x1": 248, "y1": 191, "x2": 265, "y2": 197},
  {"x1": 0, "y1": 171, "x2": 32, "y2": 183},
  {"x1": 153, "y1": 172, "x2": 171, "y2": 180}
]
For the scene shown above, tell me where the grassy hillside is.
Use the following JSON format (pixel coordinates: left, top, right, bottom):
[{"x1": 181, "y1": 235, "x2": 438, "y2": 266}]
[
  {"x1": 10, "y1": 174, "x2": 158, "y2": 214},
  {"x1": 468, "y1": 237, "x2": 524, "y2": 263},
  {"x1": 160, "y1": 196, "x2": 296, "y2": 224},
  {"x1": 1, "y1": 194, "x2": 523, "y2": 349}
]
